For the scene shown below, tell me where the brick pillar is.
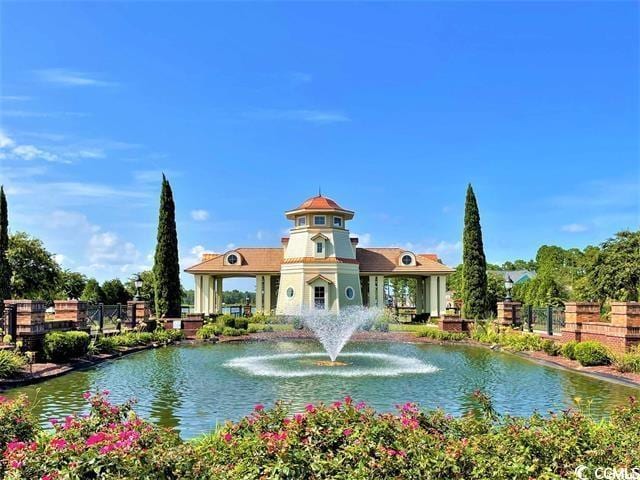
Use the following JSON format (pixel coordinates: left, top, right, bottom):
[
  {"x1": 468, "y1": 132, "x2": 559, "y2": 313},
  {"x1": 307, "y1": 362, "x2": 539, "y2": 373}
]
[
  {"x1": 562, "y1": 302, "x2": 599, "y2": 342},
  {"x1": 438, "y1": 312, "x2": 471, "y2": 333},
  {"x1": 496, "y1": 301, "x2": 521, "y2": 326},
  {"x1": 126, "y1": 301, "x2": 150, "y2": 329},
  {"x1": 54, "y1": 300, "x2": 89, "y2": 332},
  {"x1": 610, "y1": 302, "x2": 640, "y2": 351},
  {"x1": 4, "y1": 300, "x2": 46, "y2": 351}
]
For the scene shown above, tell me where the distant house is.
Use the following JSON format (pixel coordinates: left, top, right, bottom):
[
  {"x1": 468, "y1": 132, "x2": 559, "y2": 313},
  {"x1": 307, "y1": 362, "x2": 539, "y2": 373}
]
[{"x1": 491, "y1": 270, "x2": 537, "y2": 284}]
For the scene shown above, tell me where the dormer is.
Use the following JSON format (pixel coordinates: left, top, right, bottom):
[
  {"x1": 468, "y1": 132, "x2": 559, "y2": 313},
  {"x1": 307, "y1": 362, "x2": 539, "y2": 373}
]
[
  {"x1": 223, "y1": 250, "x2": 243, "y2": 266},
  {"x1": 399, "y1": 251, "x2": 416, "y2": 267},
  {"x1": 311, "y1": 232, "x2": 329, "y2": 259}
]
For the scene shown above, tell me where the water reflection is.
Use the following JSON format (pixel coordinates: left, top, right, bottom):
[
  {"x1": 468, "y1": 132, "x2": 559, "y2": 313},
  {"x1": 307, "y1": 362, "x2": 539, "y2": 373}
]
[{"x1": 4, "y1": 341, "x2": 638, "y2": 440}]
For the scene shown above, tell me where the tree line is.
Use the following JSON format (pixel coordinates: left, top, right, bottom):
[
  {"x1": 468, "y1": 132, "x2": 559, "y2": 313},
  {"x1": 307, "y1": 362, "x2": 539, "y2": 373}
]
[{"x1": 0, "y1": 176, "x2": 184, "y2": 319}]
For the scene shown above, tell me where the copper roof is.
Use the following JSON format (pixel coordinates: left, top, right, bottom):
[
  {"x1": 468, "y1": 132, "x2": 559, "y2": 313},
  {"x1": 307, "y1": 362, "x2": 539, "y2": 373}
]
[
  {"x1": 296, "y1": 195, "x2": 344, "y2": 211},
  {"x1": 185, "y1": 246, "x2": 453, "y2": 275},
  {"x1": 285, "y1": 195, "x2": 355, "y2": 220}
]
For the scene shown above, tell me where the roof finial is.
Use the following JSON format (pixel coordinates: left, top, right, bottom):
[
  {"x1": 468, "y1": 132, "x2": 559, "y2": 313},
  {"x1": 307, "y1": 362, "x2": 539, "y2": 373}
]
[{"x1": 318, "y1": 185, "x2": 322, "y2": 197}]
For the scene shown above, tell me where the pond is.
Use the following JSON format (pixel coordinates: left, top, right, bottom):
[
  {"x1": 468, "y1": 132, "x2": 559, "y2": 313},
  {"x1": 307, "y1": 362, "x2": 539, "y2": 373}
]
[{"x1": 5, "y1": 340, "x2": 638, "y2": 440}]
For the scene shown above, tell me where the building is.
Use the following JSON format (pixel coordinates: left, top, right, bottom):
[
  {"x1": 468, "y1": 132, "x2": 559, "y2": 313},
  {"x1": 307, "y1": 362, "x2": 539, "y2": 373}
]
[{"x1": 185, "y1": 195, "x2": 454, "y2": 316}]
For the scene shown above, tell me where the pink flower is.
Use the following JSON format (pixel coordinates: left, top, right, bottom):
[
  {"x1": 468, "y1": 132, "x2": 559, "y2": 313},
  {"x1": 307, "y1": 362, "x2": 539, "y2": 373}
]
[
  {"x1": 6, "y1": 441, "x2": 26, "y2": 452},
  {"x1": 49, "y1": 418, "x2": 58, "y2": 426},
  {"x1": 10, "y1": 460, "x2": 23, "y2": 469},
  {"x1": 222, "y1": 432, "x2": 232, "y2": 443},
  {"x1": 293, "y1": 413, "x2": 304, "y2": 423},
  {"x1": 82, "y1": 392, "x2": 91, "y2": 400},
  {"x1": 254, "y1": 404, "x2": 264, "y2": 412},
  {"x1": 305, "y1": 404, "x2": 315, "y2": 413},
  {"x1": 0, "y1": 396, "x2": 7, "y2": 403},
  {"x1": 86, "y1": 432, "x2": 109, "y2": 446},
  {"x1": 332, "y1": 401, "x2": 342, "y2": 409},
  {"x1": 344, "y1": 396, "x2": 352, "y2": 405},
  {"x1": 99, "y1": 444, "x2": 115, "y2": 455},
  {"x1": 42, "y1": 474, "x2": 57, "y2": 480},
  {"x1": 50, "y1": 438, "x2": 67, "y2": 450},
  {"x1": 355, "y1": 402, "x2": 366, "y2": 411},
  {"x1": 343, "y1": 428, "x2": 353, "y2": 437},
  {"x1": 102, "y1": 390, "x2": 110, "y2": 396}
]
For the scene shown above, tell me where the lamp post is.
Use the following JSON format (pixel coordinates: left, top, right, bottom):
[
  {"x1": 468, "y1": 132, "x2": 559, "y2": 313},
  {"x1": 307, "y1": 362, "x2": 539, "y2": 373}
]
[
  {"x1": 133, "y1": 273, "x2": 143, "y2": 301},
  {"x1": 504, "y1": 275, "x2": 514, "y2": 302}
]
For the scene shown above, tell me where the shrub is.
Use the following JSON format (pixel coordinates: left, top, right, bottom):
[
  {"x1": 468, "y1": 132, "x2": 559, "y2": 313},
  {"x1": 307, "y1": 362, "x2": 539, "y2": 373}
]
[
  {"x1": 93, "y1": 336, "x2": 117, "y2": 353},
  {"x1": 573, "y1": 341, "x2": 611, "y2": 366},
  {"x1": 222, "y1": 327, "x2": 246, "y2": 336},
  {"x1": 541, "y1": 339, "x2": 562, "y2": 356},
  {"x1": 562, "y1": 340, "x2": 579, "y2": 360},
  {"x1": 0, "y1": 350, "x2": 25, "y2": 378},
  {"x1": 416, "y1": 327, "x2": 467, "y2": 342},
  {"x1": 0, "y1": 395, "x2": 38, "y2": 451},
  {"x1": 234, "y1": 318, "x2": 249, "y2": 330},
  {"x1": 196, "y1": 324, "x2": 220, "y2": 340},
  {"x1": 371, "y1": 320, "x2": 389, "y2": 332},
  {"x1": 217, "y1": 314, "x2": 236, "y2": 328},
  {"x1": 43, "y1": 331, "x2": 91, "y2": 362},
  {"x1": 2, "y1": 394, "x2": 640, "y2": 479},
  {"x1": 615, "y1": 347, "x2": 640, "y2": 373}
]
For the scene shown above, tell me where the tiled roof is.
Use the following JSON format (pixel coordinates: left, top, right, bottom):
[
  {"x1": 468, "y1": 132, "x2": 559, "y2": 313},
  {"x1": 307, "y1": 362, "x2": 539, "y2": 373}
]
[
  {"x1": 356, "y1": 248, "x2": 454, "y2": 274},
  {"x1": 185, "y1": 247, "x2": 453, "y2": 274},
  {"x1": 185, "y1": 248, "x2": 283, "y2": 273},
  {"x1": 295, "y1": 195, "x2": 345, "y2": 211}
]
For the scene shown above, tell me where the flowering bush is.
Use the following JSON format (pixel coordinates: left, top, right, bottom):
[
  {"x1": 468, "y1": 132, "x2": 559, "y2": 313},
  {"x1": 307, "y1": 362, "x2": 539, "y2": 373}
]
[
  {"x1": 1, "y1": 392, "x2": 181, "y2": 479},
  {"x1": 1, "y1": 392, "x2": 640, "y2": 479}
]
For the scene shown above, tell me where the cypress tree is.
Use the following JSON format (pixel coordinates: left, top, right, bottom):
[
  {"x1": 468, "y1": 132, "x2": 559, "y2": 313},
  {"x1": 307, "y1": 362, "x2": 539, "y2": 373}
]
[
  {"x1": 153, "y1": 175, "x2": 182, "y2": 318},
  {"x1": 0, "y1": 186, "x2": 11, "y2": 315},
  {"x1": 462, "y1": 184, "x2": 488, "y2": 319}
]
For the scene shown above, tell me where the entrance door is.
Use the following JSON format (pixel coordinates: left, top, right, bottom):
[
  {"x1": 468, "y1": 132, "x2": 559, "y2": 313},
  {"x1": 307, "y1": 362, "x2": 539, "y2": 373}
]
[{"x1": 314, "y1": 286, "x2": 326, "y2": 309}]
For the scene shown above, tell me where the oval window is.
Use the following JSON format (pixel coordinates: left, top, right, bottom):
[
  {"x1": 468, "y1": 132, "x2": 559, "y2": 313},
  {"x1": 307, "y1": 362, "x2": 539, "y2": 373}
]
[
  {"x1": 401, "y1": 255, "x2": 412, "y2": 265},
  {"x1": 345, "y1": 287, "x2": 355, "y2": 300},
  {"x1": 286, "y1": 287, "x2": 295, "y2": 298},
  {"x1": 227, "y1": 254, "x2": 238, "y2": 265}
]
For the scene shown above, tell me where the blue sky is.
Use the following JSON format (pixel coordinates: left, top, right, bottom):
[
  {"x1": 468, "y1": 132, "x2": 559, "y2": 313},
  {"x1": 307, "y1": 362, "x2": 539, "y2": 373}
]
[{"x1": 1, "y1": 1, "x2": 638, "y2": 290}]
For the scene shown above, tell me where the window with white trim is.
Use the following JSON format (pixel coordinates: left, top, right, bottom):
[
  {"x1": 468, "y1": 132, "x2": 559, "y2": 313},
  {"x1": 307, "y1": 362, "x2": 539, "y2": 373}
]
[
  {"x1": 345, "y1": 286, "x2": 355, "y2": 300},
  {"x1": 313, "y1": 215, "x2": 326, "y2": 226},
  {"x1": 333, "y1": 216, "x2": 342, "y2": 227},
  {"x1": 316, "y1": 242, "x2": 324, "y2": 254},
  {"x1": 296, "y1": 216, "x2": 306, "y2": 227}
]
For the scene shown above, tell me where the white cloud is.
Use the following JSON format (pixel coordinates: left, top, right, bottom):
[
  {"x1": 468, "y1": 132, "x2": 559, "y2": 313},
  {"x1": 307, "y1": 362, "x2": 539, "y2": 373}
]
[
  {"x1": 180, "y1": 245, "x2": 210, "y2": 270},
  {"x1": 256, "y1": 230, "x2": 264, "y2": 240},
  {"x1": 53, "y1": 254, "x2": 66, "y2": 265},
  {"x1": 45, "y1": 182, "x2": 150, "y2": 199},
  {"x1": 1, "y1": 95, "x2": 32, "y2": 101},
  {"x1": 244, "y1": 109, "x2": 350, "y2": 124},
  {"x1": 561, "y1": 223, "x2": 588, "y2": 233},
  {"x1": 2, "y1": 110, "x2": 89, "y2": 118},
  {"x1": 191, "y1": 209, "x2": 210, "y2": 221},
  {"x1": 351, "y1": 233, "x2": 372, "y2": 247},
  {"x1": 87, "y1": 232, "x2": 141, "y2": 266},
  {"x1": 35, "y1": 68, "x2": 117, "y2": 87},
  {"x1": 11, "y1": 144, "x2": 61, "y2": 162}
]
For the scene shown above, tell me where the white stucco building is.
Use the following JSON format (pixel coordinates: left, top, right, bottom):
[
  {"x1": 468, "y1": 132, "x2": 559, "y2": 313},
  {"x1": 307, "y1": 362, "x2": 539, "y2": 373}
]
[{"x1": 186, "y1": 195, "x2": 454, "y2": 317}]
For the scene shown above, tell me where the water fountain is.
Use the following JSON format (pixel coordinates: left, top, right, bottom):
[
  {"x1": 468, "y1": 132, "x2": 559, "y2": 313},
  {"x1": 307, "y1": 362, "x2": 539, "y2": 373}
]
[{"x1": 299, "y1": 306, "x2": 381, "y2": 362}]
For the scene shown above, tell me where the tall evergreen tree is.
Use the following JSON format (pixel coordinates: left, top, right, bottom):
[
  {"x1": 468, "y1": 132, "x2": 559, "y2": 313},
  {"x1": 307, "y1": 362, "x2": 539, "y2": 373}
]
[
  {"x1": 0, "y1": 187, "x2": 11, "y2": 314},
  {"x1": 153, "y1": 175, "x2": 181, "y2": 318},
  {"x1": 462, "y1": 184, "x2": 488, "y2": 319}
]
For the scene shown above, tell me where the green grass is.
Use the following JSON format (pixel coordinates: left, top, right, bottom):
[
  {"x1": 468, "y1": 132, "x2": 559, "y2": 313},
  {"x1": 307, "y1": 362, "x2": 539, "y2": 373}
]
[{"x1": 388, "y1": 323, "x2": 429, "y2": 333}]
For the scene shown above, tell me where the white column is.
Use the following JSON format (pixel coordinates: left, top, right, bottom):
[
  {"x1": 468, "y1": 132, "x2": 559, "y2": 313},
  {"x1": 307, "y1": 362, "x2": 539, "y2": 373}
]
[
  {"x1": 202, "y1": 275, "x2": 210, "y2": 314},
  {"x1": 368, "y1": 275, "x2": 376, "y2": 307},
  {"x1": 415, "y1": 277, "x2": 424, "y2": 313},
  {"x1": 208, "y1": 276, "x2": 215, "y2": 314},
  {"x1": 216, "y1": 277, "x2": 223, "y2": 314},
  {"x1": 377, "y1": 275, "x2": 384, "y2": 308},
  {"x1": 194, "y1": 275, "x2": 202, "y2": 313},
  {"x1": 439, "y1": 276, "x2": 447, "y2": 316},
  {"x1": 263, "y1": 275, "x2": 272, "y2": 314},
  {"x1": 430, "y1": 275, "x2": 439, "y2": 318},
  {"x1": 256, "y1": 275, "x2": 264, "y2": 312}
]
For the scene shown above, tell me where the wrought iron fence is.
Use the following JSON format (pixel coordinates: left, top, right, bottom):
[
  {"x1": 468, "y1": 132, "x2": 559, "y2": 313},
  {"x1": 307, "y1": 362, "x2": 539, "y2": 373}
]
[
  {"x1": 86, "y1": 303, "x2": 129, "y2": 334},
  {"x1": 521, "y1": 305, "x2": 565, "y2": 335}
]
